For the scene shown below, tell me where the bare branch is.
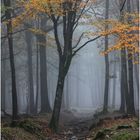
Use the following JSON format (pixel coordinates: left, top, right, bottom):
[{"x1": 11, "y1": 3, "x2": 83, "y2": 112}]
[
  {"x1": 72, "y1": 33, "x2": 84, "y2": 49},
  {"x1": 53, "y1": 21, "x2": 63, "y2": 58},
  {"x1": 1, "y1": 20, "x2": 63, "y2": 39},
  {"x1": 72, "y1": 35, "x2": 101, "y2": 56},
  {"x1": 120, "y1": 0, "x2": 127, "y2": 12}
]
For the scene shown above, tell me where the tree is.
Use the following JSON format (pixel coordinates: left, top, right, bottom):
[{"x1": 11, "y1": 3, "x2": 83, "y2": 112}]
[
  {"x1": 36, "y1": 16, "x2": 52, "y2": 113},
  {"x1": 3, "y1": 0, "x2": 18, "y2": 124},
  {"x1": 103, "y1": 0, "x2": 110, "y2": 113},
  {"x1": 11, "y1": 0, "x2": 64, "y2": 114},
  {"x1": 1, "y1": 49, "x2": 6, "y2": 114},
  {"x1": 89, "y1": 0, "x2": 138, "y2": 114},
  {"x1": 119, "y1": 0, "x2": 128, "y2": 113},
  {"x1": 35, "y1": 21, "x2": 39, "y2": 114},
  {"x1": 48, "y1": 0, "x2": 101, "y2": 131},
  {"x1": 126, "y1": 0, "x2": 135, "y2": 115},
  {"x1": 96, "y1": 0, "x2": 139, "y2": 114},
  {"x1": 25, "y1": 29, "x2": 35, "y2": 114},
  {"x1": 111, "y1": 55, "x2": 117, "y2": 109},
  {"x1": 12, "y1": 0, "x2": 102, "y2": 131}
]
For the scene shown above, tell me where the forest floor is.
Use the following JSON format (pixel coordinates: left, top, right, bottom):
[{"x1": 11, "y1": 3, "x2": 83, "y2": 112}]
[{"x1": 1, "y1": 110, "x2": 139, "y2": 140}]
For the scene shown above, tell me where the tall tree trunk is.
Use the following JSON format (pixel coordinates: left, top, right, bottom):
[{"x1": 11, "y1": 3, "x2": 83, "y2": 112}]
[
  {"x1": 136, "y1": 0, "x2": 139, "y2": 12},
  {"x1": 119, "y1": 0, "x2": 130, "y2": 114},
  {"x1": 120, "y1": 49, "x2": 128, "y2": 113},
  {"x1": 112, "y1": 57, "x2": 117, "y2": 109},
  {"x1": 127, "y1": 0, "x2": 135, "y2": 115},
  {"x1": 49, "y1": 2, "x2": 86, "y2": 131},
  {"x1": 35, "y1": 41, "x2": 39, "y2": 114},
  {"x1": 37, "y1": 18, "x2": 51, "y2": 113},
  {"x1": 103, "y1": 0, "x2": 109, "y2": 113},
  {"x1": 134, "y1": 64, "x2": 139, "y2": 98},
  {"x1": 66, "y1": 75, "x2": 70, "y2": 109},
  {"x1": 49, "y1": 61, "x2": 66, "y2": 132},
  {"x1": 4, "y1": 0, "x2": 18, "y2": 123},
  {"x1": 1, "y1": 59, "x2": 6, "y2": 113},
  {"x1": 25, "y1": 30, "x2": 35, "y2": 114}
]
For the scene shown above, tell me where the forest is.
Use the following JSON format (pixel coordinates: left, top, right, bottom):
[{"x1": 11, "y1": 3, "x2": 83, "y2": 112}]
[{"x1": 1, "y1": 0, "x2": 139, "y2": 139}]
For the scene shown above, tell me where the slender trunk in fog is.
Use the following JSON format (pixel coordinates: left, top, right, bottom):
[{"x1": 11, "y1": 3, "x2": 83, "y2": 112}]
[
  {"x1": 25, "y1": 30, "x2": 35, "y2": 114},
  {"x1": 66, "y1": 75, "x2": 70, "y2": 109},
  {"x1": 61, "y1": 93, "x2": 65, "y2": 109},
  {"x1": 120, "y1": 49, "x2": 127, "y2": 113},
  {"x1": 1, "y1": 59, "x2": 6, "y2": 112},
  {"x1": 49, "y1": 59, "x2": 71, "y2": 132},
  {"x1": 103, "y1": 0, "x2": 110, "y2": 113},
  {"x1": 36, "y1": 17, "x2": 51, "y2": 113},
  {"x1": 49, "y1": 16, "x2": 73, "y2": 131},
  {"x1": 136, "y1": 0, "x2": 139, "y2": 12},
  {"x1": 35, "y1": 43, "x2": 39, "y2": 114},
  {"x1": 49, "y1": 1, "x2": 100, "y2": 132},
  {"x1": 134, "y1": 64, "x2": 139, "y2": 97},
  {"x1": 126, "y1": 0, "x2": 135, "y2": 115},
  {"x1": 112, "y1": 58, "x2": 117, "y2": 109},
  {"x1": 119, "y1": 0, "x2": 130, "y2": 114},
  {"x1": 76, "y1": 64, "x2": 80, "y2": 107},
  {"x1": 4, "y1": 0, "x2": 18, "y2": 123}
]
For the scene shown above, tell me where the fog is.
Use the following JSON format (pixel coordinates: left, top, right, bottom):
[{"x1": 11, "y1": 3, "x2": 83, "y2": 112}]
[{"x1": 1, "y1": 0, "x2": 138, "y2": 116}]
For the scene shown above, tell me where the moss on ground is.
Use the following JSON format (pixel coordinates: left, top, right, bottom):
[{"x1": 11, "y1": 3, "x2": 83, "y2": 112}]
[
  {"x1": 90, "y1": 115, "x2": 139, "y2": 140},
  {"x1": 1, "y1": 116, "x2": 51, "y2": 140},
  {"x1": 111, "y1": 131, "x2": 139, "y2": 140},
  {"x1": 1, "y1": 127, "x2": 38, "y2": 140}
]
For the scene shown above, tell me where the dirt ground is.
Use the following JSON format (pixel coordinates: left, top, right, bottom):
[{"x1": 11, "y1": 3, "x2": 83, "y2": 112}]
[{"x1": 1, "y1": 111, "x2": 139, "y2": 140}]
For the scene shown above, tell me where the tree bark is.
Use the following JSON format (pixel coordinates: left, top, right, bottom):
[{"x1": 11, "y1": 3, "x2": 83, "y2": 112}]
[
  {"x1": 103, "y1": 0, "x2": 110, "y2": 113},
  {"x1": 1, "y1": 59, "x2": 6, "y2": 113},
  {"x1": 35, "y1": 40, "x2": 39, "y2": 114},
  {"x1": 112, "y1": 57, "x2": 117, "y2": 109},
  {"x1": 49, "y1": 61, "x2": 66, "y2": 132},
  {"x1": 49, "y1": 16, "x2": 73, "y2": 130},
  {"x1": 127, "y1": 0, "x2": 135, "y2": 115},
  {"x1": 36, "y1": 17, "x2": 51, "y2": 113},
  {"x1": 49, "y1": 1, "x2": 96, "y2": 132},
  {"x1": 134, "y1": 64, "x2": 139, "y2": 98},
  {"x1": 25, "y1": 30, "x2": 35, "y2": 114},
  {"x1": 120, "y1": 49, "x2": 128, "y2": 113},
  {"x1": 119, "y1": 5, "x2": 128, "y2": 113},
  {"x1": 4, "y1": 0, "x2": 18, "y2": 123}
]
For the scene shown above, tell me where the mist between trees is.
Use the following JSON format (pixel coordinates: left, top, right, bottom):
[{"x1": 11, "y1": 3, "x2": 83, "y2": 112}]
[{"x1": 1, "y1": 0, "x2": 139, "y2": 133}]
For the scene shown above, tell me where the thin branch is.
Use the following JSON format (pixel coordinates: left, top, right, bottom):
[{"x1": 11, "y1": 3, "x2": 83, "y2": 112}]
[
  {"x1": 72, "y1": 33, "x2": 84, "y2": 49},
  {"x1": 74, "y1": 0, "x2": 89, "y2": 25},
  {"x1": 53, "y1": 21, "x2": 63, "y2": 58},
  {"x1": 72, "y1": 35, "x2": 101, "y2": 56},
  {"x1": 1, "y1": 20, "x2": 63, "y2": 39},
  {"x1": 1, "y1": 49, "x2": 23, "y2": 61},
  {"x1": 120, "y1": 0, "x2": 127, "y2": 12},
  {"x1": 1, "y1": 28, "x2": 28, "y2": 39}
]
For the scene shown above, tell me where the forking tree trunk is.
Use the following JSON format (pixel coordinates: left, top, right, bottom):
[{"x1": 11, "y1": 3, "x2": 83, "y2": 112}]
[
  {"x1": 49, "y1": 17, "x2": 73, "y2": 131},
  {"x1": 4, "y1": 0, "x2": 18, "y2": 124},
  {"x1": 103, "y1": 0, "x2": 109, "y2": 113},
  {"x1": 49, "y1": 0, "x2": 100, "y2": 132}
]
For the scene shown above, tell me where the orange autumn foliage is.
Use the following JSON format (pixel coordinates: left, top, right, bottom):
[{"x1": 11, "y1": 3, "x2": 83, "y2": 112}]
[
  {"x1": 94, "y1": 13, "x2": 139, "y2": 58},
  {"x1": 9, "y1": 0, "x2": 94, "y2": 28}
]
